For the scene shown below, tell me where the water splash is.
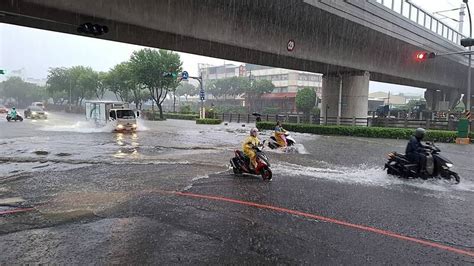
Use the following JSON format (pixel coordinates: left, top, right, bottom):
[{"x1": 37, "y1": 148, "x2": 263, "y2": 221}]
[
  {"x1": 136, "y1": 118, "x2": 149, "y2": 131},
  {"x1": 40, "y1": 119, "x2": 149, "y2": 133},
  {"x1": 40, "y1": 121, "x2": 116, "y2": 133},
  {"x1": 273, "y1": 162, "x2": 474, "y2": 194},
  {"x1": 266, "y1": 144, "x2": 309, "y2": 154}
]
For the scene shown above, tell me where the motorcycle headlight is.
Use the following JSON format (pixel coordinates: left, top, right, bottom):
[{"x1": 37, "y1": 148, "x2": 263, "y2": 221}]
[
  {"x1": 446, "y1": 163, "x2": 453, "y2": 168},
  {"x1": 132, "y1": 124, "x2": 137, "y2": 128},
  {"x1": 32, "y1": 112, "x2": 37, "y2": 115},
  {"x1": 117, "y1": 124, "x2": 124, "y2": 129}
]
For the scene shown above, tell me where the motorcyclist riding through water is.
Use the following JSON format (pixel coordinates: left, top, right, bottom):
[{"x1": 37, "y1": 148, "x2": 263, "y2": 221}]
[
  {"x1": 9, "y1": 107, "x2": 17, "y2": 119},
  {"x1": 406, "y1": 128, "x2": 428, "y2": 173},
  {"x1": 274, "y1": 121, "x2": 287, "y2": 148},
  {"x1": 242, "y1": 128, "x2": 261, "y2": 170}
]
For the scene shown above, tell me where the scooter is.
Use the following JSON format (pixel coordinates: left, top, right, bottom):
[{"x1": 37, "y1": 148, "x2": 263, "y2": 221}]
[
  {"x1": 385, "y1": 142, "x2": 460, "y2": 183},
  {"x1": 230, "y1": 142, "x2": 272, "y2": 180},
  {"x1": 6, "y1": 114, "x2": 23, "y2": 122},
  {"x1": 267, "y1": 132, "x2": 296, "y2": 149}
]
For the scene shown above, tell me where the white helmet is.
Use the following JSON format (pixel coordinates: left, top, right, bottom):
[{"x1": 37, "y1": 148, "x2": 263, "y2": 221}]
[{"x1": 250, "y1": 128, "x2": 259, "y2": 137}]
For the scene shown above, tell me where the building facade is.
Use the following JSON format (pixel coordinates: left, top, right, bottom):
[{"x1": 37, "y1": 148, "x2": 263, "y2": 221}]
[{"x1": 199, "y1": 63, "x2": 322, "y2": 113}]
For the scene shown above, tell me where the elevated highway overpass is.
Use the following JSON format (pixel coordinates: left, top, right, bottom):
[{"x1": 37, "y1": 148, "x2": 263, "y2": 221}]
[{"x1": 1, "y1": 0, "x2": 472, "y2": 118}]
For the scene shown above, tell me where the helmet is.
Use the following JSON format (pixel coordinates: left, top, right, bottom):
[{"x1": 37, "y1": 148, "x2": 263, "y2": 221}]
[
  {"x1": 12, "y1": 107, "x2": 16, "y2": 110},
  {"x1": 415, "y1": 128, "x2": 426, "y2": 139},
  {"x1": 250, "y1": 128, "x2": 259, "y2": 137}
]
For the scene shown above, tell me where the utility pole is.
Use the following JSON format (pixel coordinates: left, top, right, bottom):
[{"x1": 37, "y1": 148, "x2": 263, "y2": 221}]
[{"x1": 69, "y1": 77, "x2": 72, "y2": 112}]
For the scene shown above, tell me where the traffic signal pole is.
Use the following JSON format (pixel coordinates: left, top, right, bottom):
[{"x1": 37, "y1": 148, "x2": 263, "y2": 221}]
[{"x1": 186, "y1": 75, "x2": 204, "y2": 119}]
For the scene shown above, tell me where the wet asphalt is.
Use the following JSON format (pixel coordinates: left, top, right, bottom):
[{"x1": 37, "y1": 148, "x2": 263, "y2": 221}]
[{"x1": 0, "y1": 111, "x2": 473, "y2": 264}]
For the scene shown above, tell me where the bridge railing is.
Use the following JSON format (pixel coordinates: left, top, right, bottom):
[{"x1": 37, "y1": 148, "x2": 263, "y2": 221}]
[{"x1": 374, "y1": 0, "x2": 466, "y2": 45}]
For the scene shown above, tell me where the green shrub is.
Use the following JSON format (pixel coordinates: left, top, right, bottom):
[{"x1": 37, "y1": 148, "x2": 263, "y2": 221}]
[
  {"x1": 164, "y1": 113, "x2": 199, "y2": 120},
  {"x1": 256, "y1": 122, "x2": 460, "y2": 143},
  {"x1": 196, "y1": 118, "x2": 222, "y2": 125},
  {"x1": 214, "y1": 105, "x2": 247, "y2": 114},
  {"x1": 205, "y1": 107, "x2": 217, "y2": 119},
  {"x1": 311, "y1": 107, "x2": 321, "y2": 116},
  {"x1": 262, "y1": 107, "x2": 280, "y2": 114},
  {"x1": 180, "y1": 105, "x2": 192, "y2": 114}
]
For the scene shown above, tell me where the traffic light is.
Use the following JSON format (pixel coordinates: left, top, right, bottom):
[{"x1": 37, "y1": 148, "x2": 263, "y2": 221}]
[
  {"x1": 199, "y1": 90, "x2": 205, "y2": 101},
  {"x1": 461, "y1": 37, "x2": 474, "y2": 47},
  {"x1": 415, "y1": 51, "x2": 435, "y2": 62},
  {"x1": 162, "y1": 72, "x2": 178, "y2": 78},
  {"x1": 77, "y1": 23, "x2": 109, "y2": 36}
]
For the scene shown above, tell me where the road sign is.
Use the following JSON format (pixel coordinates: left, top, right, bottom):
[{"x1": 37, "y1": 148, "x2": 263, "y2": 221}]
[
  {"x1": 182, "y1": 71, "x2": 189, "y2": 80},
  {"x1": 287, "y1": 39, "x2": 295, "y2": 52},
  {"x1": 0, "y1": 70, "x2": 5, "y2": 75}
]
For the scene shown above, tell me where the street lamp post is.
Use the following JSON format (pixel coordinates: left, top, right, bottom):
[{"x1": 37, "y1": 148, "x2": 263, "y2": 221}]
[{"x1": 464, "y1": 0, "x2": 472, "y2": 113}]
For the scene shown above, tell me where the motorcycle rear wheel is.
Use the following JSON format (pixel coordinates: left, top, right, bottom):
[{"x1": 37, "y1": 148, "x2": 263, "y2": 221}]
[
  {"x1": 261, "y1": 168, "x2": 272, "y2": 180},
  {"x1": 232, "y1": 167, "x2": 242, "y2": 175}
]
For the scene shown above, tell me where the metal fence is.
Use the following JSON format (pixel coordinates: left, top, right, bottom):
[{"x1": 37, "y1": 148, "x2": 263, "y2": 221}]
[
  {"x1": 373, "y1": 0, "x2": 465, "y2": 45},
  {"x1": 219, "y1": 113, "x2": 473, "y2": 131}
]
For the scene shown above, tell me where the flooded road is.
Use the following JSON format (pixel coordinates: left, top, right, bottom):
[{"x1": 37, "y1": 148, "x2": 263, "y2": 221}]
[{"x1": 0, "y1": 111, "x2": 473, "y2": 264}]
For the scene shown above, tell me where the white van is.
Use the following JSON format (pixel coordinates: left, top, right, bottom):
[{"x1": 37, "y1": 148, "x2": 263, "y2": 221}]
[{"x1": 31, "y1": 102, "x2": 45, "y2": 110}]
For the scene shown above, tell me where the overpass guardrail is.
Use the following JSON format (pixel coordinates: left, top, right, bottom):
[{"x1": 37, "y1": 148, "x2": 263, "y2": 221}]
[{"x1": 373, "y1": 0, "x2": 465, "y2": 45}]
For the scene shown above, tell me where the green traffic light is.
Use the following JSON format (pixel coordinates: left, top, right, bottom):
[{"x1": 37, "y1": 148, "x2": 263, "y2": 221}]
[{"x1": 162, "y1": 72, "x2": 178, "y2": 78}]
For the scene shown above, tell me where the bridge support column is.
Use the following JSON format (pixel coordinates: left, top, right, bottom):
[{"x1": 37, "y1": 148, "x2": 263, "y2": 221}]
[
  {"x1": 424, "y1": 89, "x2": 439, "y2": 111},
  {"x1": 321, "y1": 71, "x2": 369, "y2": 125},
  {"x1": 446, "y1": 89, "x2": 462, "y2": 110},
  {"x1": 462, "y1": 91, "x2": 474, "y2": 111},
  {"x1": 425, "y1": 89, "x2": 461, "y2": 112}
]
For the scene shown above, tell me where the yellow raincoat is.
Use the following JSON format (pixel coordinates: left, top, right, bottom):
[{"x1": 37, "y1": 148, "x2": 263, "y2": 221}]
[{"x1": 242, "y1": 135, "x2": 260, "y2": 169}]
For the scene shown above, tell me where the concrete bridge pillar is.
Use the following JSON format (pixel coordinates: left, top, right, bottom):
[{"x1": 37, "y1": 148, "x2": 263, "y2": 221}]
[
  {"x1": 425, "y1": 89, "x2": 462, "y2": 111},
  {"x1": 321, "y1": 71, "x2": 369, "y2": 125},
  {"x1": 462, "y1": 91, "x2": 474, "y2": 111},
  {"x1": 446, "y1": 89, "x2": 461, "y2": 110},
  {"x1": 424, "y1": 89, "x2": 439, "y2": 111}
]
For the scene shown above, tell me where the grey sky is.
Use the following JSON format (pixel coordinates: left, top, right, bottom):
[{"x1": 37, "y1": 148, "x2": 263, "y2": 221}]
[{"x1": 0, "y1": 0, "x2": 466, "y2": 96}]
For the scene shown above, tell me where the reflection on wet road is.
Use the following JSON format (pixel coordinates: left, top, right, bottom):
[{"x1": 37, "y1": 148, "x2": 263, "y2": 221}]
[{"x1": 0, "y1": 111, "x2": 473, "y2": 264}]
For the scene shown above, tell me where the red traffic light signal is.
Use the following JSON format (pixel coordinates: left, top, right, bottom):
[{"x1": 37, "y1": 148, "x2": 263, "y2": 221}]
[{"x1": 414, "y1": 51, "x2": 435, "y2": 62}]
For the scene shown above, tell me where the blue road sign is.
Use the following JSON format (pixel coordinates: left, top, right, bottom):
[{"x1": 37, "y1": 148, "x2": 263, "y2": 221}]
[{"x1": 182, "y1": 71, "x2": 189, "y2": 80}]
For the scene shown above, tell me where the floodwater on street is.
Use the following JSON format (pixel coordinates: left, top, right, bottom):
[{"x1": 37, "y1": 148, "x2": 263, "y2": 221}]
[{"x1": 0, "y1": 111, "x2": 473, "y2": 264}]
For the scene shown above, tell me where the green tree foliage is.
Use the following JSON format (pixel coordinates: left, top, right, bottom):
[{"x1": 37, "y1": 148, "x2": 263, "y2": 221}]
[
  {"x1": 296, "y1": 87, "x2": 316, "y2": 116},
  {"x1": 71, "y1": 66, "x2": 100, "y2": 105},
  {"x1": 176, "y1": 83, "x2": 198, "y2": 101},
  {"x1": 406, "y1": 99, "x2": 426, "y2": 110},
  {"x1": 0, "y1": 77, "x2": 47, "y2": 107},
  {"x1": 245, "y1": 79, "x2": 275, "y2": 112},
  {"x1": 102, "y1": 62, "x2": 149, "y2": 109},
  {"x1": 102, "y1": 62, "x2": 133, "y2": 102},
  {"x1": 46, "y1": 66, "x2": 101, "y2": 105},
  {"x1": 129, "y1": 49, "x2": 182, "y2": 119},
  {"x1": 206, "y1": 77, "x2": 250, "y2": 99},
  {"x1": 46, "y1": 67, "x2": 69, "y2": 104}
]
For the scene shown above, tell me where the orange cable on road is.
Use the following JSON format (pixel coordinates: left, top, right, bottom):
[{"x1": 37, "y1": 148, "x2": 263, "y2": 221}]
[
  {"x1": 175, "y1": 191, "x2": 474, "y2": 258},
  {"x1": 0, "y1": 207, "x2": 35, "y2": 215}
]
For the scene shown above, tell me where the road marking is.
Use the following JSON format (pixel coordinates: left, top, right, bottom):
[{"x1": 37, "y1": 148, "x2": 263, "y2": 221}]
[
  {"x1": 0, "y1": 207, "x2": 35, "y2": 215},
  {"x1": 175, "y1": 191, "x2": 474, "y2": 258}
]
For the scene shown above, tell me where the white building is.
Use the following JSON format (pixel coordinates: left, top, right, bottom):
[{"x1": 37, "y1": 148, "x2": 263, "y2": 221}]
[{"x1": 200, "y1": 63, "x2": 322, "y2": 96}]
